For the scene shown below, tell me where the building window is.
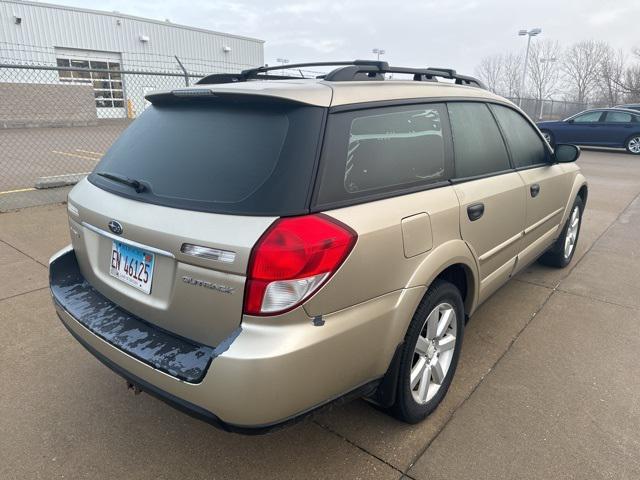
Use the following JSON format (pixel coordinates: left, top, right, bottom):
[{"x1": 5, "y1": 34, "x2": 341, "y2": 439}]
[{"x1": 56, "y1": 58, "x2": 124, "y2": 108}]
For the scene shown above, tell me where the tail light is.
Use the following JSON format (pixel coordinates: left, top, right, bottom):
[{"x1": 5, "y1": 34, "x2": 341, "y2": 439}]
[{"x1": 243, "y1": 214, "x2": 357, "y2": 316}]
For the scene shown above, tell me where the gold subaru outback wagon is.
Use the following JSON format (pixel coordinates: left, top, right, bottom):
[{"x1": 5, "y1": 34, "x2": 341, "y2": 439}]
[{"x1": 49, "y1": 60, "x2": 587, "y2": 433}]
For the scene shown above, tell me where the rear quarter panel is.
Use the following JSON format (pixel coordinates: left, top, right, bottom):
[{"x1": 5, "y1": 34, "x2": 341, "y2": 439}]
[{"x1": 305, "y1": 185, "x2": 478, "y2": 336}]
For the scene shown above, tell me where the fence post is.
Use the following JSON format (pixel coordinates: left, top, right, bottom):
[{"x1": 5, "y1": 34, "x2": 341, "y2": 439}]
[{"x1": 174, "y1": 55, "x2": 189, "y2": 87}]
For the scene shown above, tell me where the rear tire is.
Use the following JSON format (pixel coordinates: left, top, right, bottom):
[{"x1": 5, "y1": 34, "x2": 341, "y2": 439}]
[
  {"x1": 541, "y1": 130, "x2": 554, "y2": 148},
  {"x1": 625, "y1": 135, "x2": 640, "y2": 155},
  {"x1": 388, "y1": 279, "x2": 464, "y2": 424},
  {"x1": 539, "y1": 196, "x2": 584, "y2": 268}
]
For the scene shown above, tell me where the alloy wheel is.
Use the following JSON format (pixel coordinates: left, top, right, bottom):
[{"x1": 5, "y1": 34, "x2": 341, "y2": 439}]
[
  {"x1": 564, "y1": 206, "x2": 580, "y2": 259},
  {"x1": 628, "y1": 137, "x2": 640, "y2": 154},
  {"x1": 410, "y1": 303, "x2": 457, "y2": 404}
]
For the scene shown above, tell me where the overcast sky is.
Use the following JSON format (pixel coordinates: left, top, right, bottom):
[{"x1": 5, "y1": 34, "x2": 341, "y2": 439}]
[{"x1": 40, "y1": 0, "x2": 640, "y2": 74}]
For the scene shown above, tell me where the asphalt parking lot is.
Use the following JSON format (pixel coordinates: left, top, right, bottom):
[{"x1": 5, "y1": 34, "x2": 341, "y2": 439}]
[{"x1": 1, "y1": 149, "x2": 639, "y2": 479}]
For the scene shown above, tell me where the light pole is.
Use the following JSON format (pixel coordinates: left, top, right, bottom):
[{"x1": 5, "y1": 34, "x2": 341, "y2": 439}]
[
  {"x1": 538, "y1": 57, "x2": 557, "y2": 118},
  {"x1": 517, "y1": 28, "x2": 542, "y2": 106},
  {"x1": 372, "y1": 48, "x2": 385, "y2": 61}
]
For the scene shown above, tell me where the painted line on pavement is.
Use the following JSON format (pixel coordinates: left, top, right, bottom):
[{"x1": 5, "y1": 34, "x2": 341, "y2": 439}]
[
  {"x1": 0, "y1": 187, "x2": 36, "y2": 195},
  {"x1": 51, "y1": 150, "x2": 100, "y2": 161},
  {"x1": 75, "y1": 149, "x2": 103, "y2": 156}
]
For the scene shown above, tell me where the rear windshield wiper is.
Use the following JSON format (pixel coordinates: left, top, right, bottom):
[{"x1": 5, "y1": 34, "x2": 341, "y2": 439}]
[{"x1": 96, "y1": 172, "x2": 147, "y2": 193}]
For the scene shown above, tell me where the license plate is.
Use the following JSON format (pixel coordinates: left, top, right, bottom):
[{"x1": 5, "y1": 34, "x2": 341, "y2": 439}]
[{"x1": 109, "y1": 241, "x2": 155, "y2": 294}]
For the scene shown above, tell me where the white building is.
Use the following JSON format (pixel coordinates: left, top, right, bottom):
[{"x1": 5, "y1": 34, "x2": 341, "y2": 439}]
[{"x1": 0, "y1": 0, "x2": 264, "y2": 118}]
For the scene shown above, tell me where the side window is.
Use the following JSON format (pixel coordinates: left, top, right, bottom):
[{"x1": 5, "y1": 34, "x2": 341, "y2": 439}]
[
  {"x1": 448, "y1": 102, "x2": 511, "y2": 178},
  {"x1": 572, "y1": 111, "x2": 603, "y2": 123},
  {"x1": 315, "y1": 103, "x2": 452, "y2": 206},
  {"x1": 604, "y1": 111, "x2": 633, "y2": 123},
  {"x1": 490, "y1": 104, "x2": 547, "y2": 168}
]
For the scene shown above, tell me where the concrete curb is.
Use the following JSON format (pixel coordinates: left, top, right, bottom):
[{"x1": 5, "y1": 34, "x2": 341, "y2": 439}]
[{"x1": 35, "y1": 173, "x2": 89, "y2": 189}]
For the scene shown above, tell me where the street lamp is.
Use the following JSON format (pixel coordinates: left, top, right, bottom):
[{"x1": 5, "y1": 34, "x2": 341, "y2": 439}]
[
  {"x1": 517, "y1": 28, "x2": 542, "y2": 106},
  {"x1": 372, "y1": 48, "x2": 385, "y2": 61}
]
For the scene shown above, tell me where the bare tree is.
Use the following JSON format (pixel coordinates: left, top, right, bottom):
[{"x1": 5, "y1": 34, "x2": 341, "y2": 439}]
[
  {"x1": 474, "y1": 52, "x2": 521, "y2": 98},
  {"x1": 598, "y1": 46, "x2": 626, "y2": 106},
  {"x1": 619, "y1": 65, "x2": 640, "y2": 102},
  {"x1": 562, "y1": 40, "x2": 608, "y2": 103},
  {"x1": 475, "y1": 54, "x2": 503, "y2": 94},
  {"x1": 607, "y1": 46, "x2": 640, "y2": 103},
  {"x1": 499, "y1": 52, "x2": 522, "y2": 98},
  {"x1": 527, "y1": 40, "x2": 561, "y2": 101}
]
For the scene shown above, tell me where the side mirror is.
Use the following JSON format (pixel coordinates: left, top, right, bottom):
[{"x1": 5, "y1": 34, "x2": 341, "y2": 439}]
[
  {"x1": 555, "y1": 144, "x2": 581, "y2": 163},
  {"x1": 566, "y1": 119, "x2": 574, "y2": 123}
]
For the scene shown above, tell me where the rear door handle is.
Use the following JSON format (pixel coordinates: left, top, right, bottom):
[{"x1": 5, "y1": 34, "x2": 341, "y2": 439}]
[
  {"x1": 530, "y1": 183, "x2": 541, "y2": 197},
  {"x1": 467, "y1": 203, "x2": 484, "y2": 221}
]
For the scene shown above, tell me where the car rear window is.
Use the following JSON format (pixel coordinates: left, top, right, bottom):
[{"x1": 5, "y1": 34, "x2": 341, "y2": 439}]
[{"x1": 89, "y1": 97, "x2": 324, "y2": 216}]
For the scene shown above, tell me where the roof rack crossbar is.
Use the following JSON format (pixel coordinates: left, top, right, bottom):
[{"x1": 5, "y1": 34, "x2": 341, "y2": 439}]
[
  {"x1": 324, "y1": 65, "x2": 486, "y2": 88},
  {"x1": 196, "y1": 60, "x2": 389, "y2": 84},
  {"x1": 240, "y1": 59, "x2": 388, "y2": 77},
  {"x1": 195, "y1": 60, "x2": 486, "y2": 89},
  {"x1": 196, "y1": 73, "x2": 305, "y2": 84}
]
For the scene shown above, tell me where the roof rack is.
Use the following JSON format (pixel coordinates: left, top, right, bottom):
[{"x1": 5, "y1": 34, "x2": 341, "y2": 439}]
[{"x1": 195, "y1": 60, "x2": 486, "y2": 89}]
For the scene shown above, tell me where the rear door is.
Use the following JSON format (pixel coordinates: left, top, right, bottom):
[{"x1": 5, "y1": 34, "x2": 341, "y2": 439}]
[
  {"x1": 447, "y1": 102, "x2": 526, "y2": 303},
  {"x1": 68, "y1": 95, "x2": 326, "y2": 346},
  {"x1": 600, "y1": 110, "x2": 637, "y2": 147},
  {"x1": 490, "y1": 104, "x2": 572, "y2": 270}
]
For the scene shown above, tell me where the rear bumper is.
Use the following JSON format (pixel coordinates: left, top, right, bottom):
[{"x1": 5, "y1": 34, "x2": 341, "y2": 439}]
[
  {"x1": 50, "y1": 246, "x2": 424, "y2": 431},
  {"x1": 50, "y1": 248, "x2": 233, "y2": 383}
]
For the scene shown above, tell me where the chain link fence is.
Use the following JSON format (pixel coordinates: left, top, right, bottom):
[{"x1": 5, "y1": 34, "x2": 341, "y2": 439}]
[
  {"x1": 0, "y1": 62, "x2": 210, "y2": 211},
  {"x1": 507, "y1": 97, "x2": 599, "y2": 121}
]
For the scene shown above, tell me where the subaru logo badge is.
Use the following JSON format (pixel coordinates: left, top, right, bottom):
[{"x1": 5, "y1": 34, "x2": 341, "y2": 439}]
[{"x1": 108, "y1": 220, "x2": 123, "y2": 235}]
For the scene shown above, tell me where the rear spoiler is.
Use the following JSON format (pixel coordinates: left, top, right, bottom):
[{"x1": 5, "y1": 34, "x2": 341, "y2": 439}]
[{"x1": 144, "y1": 89, "x2": 328, "y2": 107}]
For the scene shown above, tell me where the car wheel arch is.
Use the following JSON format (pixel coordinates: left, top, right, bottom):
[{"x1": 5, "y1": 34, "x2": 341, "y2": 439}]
[
  {"x1": 558, "y1": 176, "x2": 588, "y2": 229},
  {"x1": 405, "y1": 241, "x2": 479, "y2": 318},
  {"x1": 372, "y1": 258, "x2": 476, "y2": 409},
  {"x1": 577, "y1": 184, "x2": 588, "y2": 206}
]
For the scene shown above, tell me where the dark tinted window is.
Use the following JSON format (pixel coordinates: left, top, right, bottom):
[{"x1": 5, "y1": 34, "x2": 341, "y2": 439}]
[
  {"x1": 491, "y1": 104, "x2": 547, "y2": 168},
  {"x1": 604, "y1": 111, "x2": 634, "y2": 123},
  {"x1": 89, "y1": 98, "x2": 324, "y2": 215},
  {"x1": 316, "y1": 103, "x2": 452, "y2": 206},
  {"x1": 448, "y1": 102, "x2": 511, "y2": 178}
]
